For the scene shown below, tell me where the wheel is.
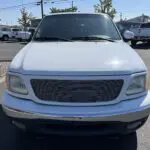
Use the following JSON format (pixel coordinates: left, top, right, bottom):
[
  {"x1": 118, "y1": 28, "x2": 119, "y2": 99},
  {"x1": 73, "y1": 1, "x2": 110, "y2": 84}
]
[
  {"x1": 2, "y1": 35, "x2": 9, "y2": 41},
  {"x1": 131, "y1": 40, "x2": 137, "y2": 47}
]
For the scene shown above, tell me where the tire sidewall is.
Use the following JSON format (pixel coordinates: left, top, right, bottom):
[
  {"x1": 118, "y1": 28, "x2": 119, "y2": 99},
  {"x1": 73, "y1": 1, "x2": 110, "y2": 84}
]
[{"x1": 3, "y1": 35, "x2": 9, "y2": 41}]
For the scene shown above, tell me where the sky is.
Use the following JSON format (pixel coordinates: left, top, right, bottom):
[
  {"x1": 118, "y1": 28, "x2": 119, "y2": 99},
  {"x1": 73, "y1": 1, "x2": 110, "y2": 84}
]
[{"x1": 0, "y1": 0, "x2": 150, "y2": 25}]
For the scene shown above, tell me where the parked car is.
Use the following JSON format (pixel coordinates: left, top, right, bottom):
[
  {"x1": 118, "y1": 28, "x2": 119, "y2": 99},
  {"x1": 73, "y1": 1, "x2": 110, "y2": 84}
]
[
  {"x1": 15, "y1": 30, "x2": 31, "y2": 42},
  {"x1": 2, "y1": 13, "x2": 150, "y2": 136},
  {"x1": 130, "y1": 22, "x2": 150, "y2": 46},
  {"x1": 0, "y1": 27, "x2": 12, "y2": 41},
  {"x1": 15, "y1": 27, "x2": 36, "y2": 42},
  {"x1": 11, "y1": 28, "x2": 22, "y2": 39}
]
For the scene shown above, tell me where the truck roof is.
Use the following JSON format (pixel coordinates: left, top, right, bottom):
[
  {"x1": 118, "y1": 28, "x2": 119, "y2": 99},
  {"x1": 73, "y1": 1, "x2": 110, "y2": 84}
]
[{"x1": 46, "y1": 12, "x2": 108, "y2": 17}]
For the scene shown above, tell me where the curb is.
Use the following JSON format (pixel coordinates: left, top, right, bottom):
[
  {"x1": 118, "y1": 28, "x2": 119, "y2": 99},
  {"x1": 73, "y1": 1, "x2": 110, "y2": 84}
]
[
  {"x1": 0, "y1": 62, "x2": 10, "y2": 78},
  {"x1": 0, "y1": 64, "x2": 6, "y2": 77},
  {"x1": 0, "y1": 73, "x2": 6, "y2": 78},
  {"x1": 0, "y1": 64, "x2": 5, "y2": 77}
]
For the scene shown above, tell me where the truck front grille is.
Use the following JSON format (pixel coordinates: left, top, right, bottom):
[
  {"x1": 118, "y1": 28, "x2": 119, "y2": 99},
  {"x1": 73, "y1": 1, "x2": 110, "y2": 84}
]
[{"x1": 31, "y1": 79, "x2": 123, "y2": 103}]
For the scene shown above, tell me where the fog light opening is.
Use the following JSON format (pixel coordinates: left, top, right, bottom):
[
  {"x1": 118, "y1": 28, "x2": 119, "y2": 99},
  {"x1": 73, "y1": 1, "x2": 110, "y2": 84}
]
[
  {"x1": 127, "y1": 121, "x2": 143, "y2": 130},
  {"x1": 12, "y1": 121, "x2": 26, "y2": 130}
]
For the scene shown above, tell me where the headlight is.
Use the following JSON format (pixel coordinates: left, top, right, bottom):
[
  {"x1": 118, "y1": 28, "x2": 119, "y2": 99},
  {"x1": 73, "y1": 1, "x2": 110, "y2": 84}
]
[
  {"x1": 6, "y1": 74, "x2": 28, "y2": 95},
  {"x1": 126, "y1": 75, "x2": 147, "y2": 95}
]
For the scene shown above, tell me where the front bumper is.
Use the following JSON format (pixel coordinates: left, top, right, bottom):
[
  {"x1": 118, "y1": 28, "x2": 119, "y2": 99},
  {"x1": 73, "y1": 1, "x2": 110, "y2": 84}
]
[
  {"x1": 134, "y1": 36, "x2": 150, "y2": 40},
  {"x1": 7, "y1": 117, "x2": 148, "y2": 135},
  {"x1": 2, "y1": 92, "x2": 150, "y2": 122}
]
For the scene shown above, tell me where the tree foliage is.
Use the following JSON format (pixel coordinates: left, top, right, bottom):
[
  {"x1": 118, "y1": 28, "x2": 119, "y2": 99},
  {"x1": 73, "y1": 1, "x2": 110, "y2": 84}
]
[
  {"x1": 18, "y1": 8, "x2": 35, "y2": 28},
  {"x1": 50, "y1": 7, "x2": 78, "y2": 13},
  {"x1": 94, "y1": 0, "x2": 116, "y2": 19}
]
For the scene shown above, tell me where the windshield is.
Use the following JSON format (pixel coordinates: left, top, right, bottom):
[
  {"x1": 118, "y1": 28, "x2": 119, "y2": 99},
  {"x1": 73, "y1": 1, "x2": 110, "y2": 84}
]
[
  {"x1": 12, "y1": 29, "x2": 20, "y2": 32},
  {"x1": 33, "y1": 14, "x2": 121, "y2": 41}
]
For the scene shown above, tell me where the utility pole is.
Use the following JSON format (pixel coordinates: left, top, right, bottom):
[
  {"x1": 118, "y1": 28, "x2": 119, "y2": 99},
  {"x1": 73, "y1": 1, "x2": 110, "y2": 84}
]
[
  {"x1": 120, "y1": 12, "x2": 123, "y2": 21},
  {"x1": 71, "y1": 1, "x2": 74, "y2": 9},
  {"x1": 36, "y1": 0, "x2": 44, "y2": 18},
  {"x1": 41, "y1": 0, "x2": 44, "y2": 18},
  {"x1": 22, "y1": 0, "x2": 23, "y2": 8}
]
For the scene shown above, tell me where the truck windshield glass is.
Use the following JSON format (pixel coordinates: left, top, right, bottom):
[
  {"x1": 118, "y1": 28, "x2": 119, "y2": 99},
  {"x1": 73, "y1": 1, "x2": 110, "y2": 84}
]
[
  {"x1": 141, "y1": 23, "x2": 150, "y2": 28},
  {"x1": 33, "y1": 14, "x2": 121, "y2": 41}
]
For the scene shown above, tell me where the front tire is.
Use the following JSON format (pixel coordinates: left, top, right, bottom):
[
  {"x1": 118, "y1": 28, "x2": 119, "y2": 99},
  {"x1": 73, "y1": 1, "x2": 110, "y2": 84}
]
[{"x1": 2, "y1": 35, "x2": 9, "y2": 41}]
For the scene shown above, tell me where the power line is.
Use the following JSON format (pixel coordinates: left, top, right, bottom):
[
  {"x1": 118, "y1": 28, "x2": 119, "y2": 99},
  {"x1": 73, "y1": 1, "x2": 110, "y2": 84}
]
[
  {"x1": 0, "y1": 2, "x2": 38, "y2": 10},
  {"x1": 44, "y1": 0, "x2": 85, "y2": 8},
  {"x1": 120, "y1": 12, "x2": 123, "y2": 21},
  {"x1": 0, "y1": 0, "x2": 85, "y2": 10},
  {"x1": 39, "y1": 0, "x2": 71, "y2": 18},
  {"x1": 0, "y1": 0, "x2": 86, "y2": 19}
]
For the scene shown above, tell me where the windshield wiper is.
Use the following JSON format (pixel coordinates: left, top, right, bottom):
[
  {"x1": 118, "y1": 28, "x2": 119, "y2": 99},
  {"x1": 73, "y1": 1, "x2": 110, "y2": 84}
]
[
  {"x1": 34, "y1": 36, "x2": 115, "y2": 42},
  {"x1": 71, "y1": 36, "x2": 115, "y2": 42},
  {"x1": 34, "y1": 37, "x2": 71, "y2": 41}
]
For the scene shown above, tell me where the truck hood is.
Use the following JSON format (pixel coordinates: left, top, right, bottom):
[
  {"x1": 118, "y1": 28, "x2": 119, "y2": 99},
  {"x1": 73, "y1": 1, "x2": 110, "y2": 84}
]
[{"x1": 9, "y1": 41, "x2": 147, "y2": 76}]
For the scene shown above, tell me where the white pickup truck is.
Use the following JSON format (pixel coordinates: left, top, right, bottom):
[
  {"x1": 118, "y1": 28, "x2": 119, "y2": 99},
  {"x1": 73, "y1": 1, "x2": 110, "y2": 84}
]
[
  {"x1": 11, "y1": 28, "x2": 22, "y2": 39},
  {"x1": 2, "y1": 13, "x2": 150, "y2": 136},
  {"x1": 15, "y1": 27, "x2": 36, "y2": 42},
  {"x1": 0, "y1": 27, "x2": 12, "y2": 41},
  {"x1": 15, "y1": 31, "x2": 31, "y2": 42},
  {"x1": 130, "y1": 23, "x2": 150, "y2": 46}
]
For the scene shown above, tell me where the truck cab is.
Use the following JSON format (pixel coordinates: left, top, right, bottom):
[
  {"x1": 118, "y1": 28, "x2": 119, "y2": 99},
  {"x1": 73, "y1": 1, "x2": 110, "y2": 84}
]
[
  {"x1": 11, "y1": 28, "x2": 22, "y2": 39},
  {"x1": 0, "y1": 26, "x2": 11, "y2": 41},
  {"x1": 2, "y1": 13, "x2": 150, "y2": 136}
]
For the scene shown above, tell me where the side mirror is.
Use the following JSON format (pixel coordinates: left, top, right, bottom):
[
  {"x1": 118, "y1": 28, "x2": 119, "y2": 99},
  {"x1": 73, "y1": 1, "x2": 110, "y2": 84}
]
[{"x1": 123, "y1": 30, "x2": 134, "y2": 40}]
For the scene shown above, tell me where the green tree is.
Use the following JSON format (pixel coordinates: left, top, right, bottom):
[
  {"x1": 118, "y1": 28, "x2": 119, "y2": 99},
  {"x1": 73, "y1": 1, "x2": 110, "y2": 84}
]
[
  {"x1": 50, "y1": 7, "x2": 78, "y2": 13},
  {"x1": 18, "y1": 8, "x2": 35, "y2": 28},
  {"x1": 94, "y1": 0, "x2": 116, "y2": 19}
]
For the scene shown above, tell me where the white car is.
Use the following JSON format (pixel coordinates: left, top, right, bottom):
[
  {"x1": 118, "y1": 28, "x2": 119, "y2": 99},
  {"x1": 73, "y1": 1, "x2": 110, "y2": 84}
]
[{"x1": 2, "y1": 13, "x2": 150, "y2": 136}]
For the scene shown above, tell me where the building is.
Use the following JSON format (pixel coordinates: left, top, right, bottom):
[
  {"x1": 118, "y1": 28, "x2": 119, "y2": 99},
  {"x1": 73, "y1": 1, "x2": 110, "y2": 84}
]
[{"x1": 126, "y1": 14, "x2": 150, "y2": 23}]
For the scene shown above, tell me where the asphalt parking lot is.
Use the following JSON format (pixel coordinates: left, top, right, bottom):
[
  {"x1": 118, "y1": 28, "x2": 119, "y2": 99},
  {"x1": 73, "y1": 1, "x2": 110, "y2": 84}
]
[
  {"x1": 0, "y1": 42, "x2": 150, "y2": 150},
  {"x1": 0, "y1": 41, "x2": 24, "y2": 61},
  {"x1": 136, "y1": 43, "x2": 150, "y2": 72}
]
